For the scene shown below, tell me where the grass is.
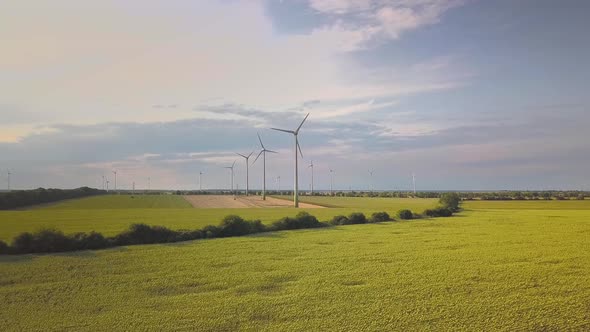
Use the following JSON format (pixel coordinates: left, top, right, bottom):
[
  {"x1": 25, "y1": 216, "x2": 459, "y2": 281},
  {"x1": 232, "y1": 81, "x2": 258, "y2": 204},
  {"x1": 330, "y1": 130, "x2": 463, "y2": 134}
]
[
  {"x1": 0, "y1": 196, "x2": 438, "y2": 241},
  {"x1": 1, "y1": 204, "x2": 589, "y2": 330}
]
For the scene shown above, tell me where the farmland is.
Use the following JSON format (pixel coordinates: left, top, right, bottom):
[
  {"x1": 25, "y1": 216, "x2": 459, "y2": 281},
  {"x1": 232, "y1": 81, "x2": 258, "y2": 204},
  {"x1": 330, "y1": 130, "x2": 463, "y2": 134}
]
[
  {"x1": 0, "y1": 195, "x2": 437, "y2": 241},
  {"x1": 1, "y1": 196, "x2": 590, "y2": 330}
]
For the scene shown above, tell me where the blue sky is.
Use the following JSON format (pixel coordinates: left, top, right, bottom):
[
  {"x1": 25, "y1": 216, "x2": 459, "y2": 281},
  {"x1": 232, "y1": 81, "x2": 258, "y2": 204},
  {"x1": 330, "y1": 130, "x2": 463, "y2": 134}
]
[{"x1": 1, "y1": 0, "x2": 589, "y2": 191}]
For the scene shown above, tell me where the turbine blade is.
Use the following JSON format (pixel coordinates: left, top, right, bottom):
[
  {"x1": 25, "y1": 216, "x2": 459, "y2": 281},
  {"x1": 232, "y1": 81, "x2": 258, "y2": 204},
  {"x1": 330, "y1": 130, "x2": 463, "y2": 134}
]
[
  {"x1": 297, "y1": 140, "x2": 303, "y2": 158},
  {"x1": 236, "y1": 152, "x2": 247, "y2": 158},
  {"x1": 265, "y1": 149, "x2": 278, "y2": 154},
  {"x1": 232, "y1": 160, "x2": 236, "y2": 168},
  {"x1": 257, "y1": 132, "x2": 265, "y2": 149},
  {"x1": 295, "y1": 113, "x2": 310, "y2": 134},
  {"x1": 252, "y1": 150, "x2": 263, "y2": 165},
  {"x1": 248, "y1": 151, "x2": 253, "y2": 158},
  {"x1": 271, "y1": 128, "x2": 295, "y2": 134}
]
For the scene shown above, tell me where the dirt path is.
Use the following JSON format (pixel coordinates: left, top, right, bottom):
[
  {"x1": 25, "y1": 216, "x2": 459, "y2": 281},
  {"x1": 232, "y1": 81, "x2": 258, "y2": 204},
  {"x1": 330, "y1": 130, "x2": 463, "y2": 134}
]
[{"x1": 183, "y1": 195, "x2": 325, "y2": 209}]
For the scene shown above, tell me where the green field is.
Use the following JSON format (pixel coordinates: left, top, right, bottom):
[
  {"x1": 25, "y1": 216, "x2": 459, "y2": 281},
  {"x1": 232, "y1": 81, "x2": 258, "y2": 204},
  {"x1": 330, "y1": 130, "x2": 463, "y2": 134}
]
[
  {"x1": 0, "y1": 195, "x2": 437, "y2": 241},
  {"x1": 46, "y1": 194, "x2": 193, "y2": 209},
  {"x1": 1, "y1": 197, "x2": 590, "y2": 330}
]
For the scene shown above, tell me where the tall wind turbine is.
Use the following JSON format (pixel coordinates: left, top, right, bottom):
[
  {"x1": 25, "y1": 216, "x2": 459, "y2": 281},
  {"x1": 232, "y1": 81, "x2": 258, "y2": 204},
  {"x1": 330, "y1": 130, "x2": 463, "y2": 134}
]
[
  {"x1": 252, "y1": 133, "x2": 277, "y2": 200},
  {"x1": 7, "y1": 170, "x2": 11, "y2": 192},
  {"x1": 308, "y1": 160, "x2": 314, "y2": 195},
  {"x1": 106, "y1": 180, "x2": 110, "y2": 192},
  {"x1": 276, "y1": 176, "x2": 281, "y2": 192},
  {"x1": 199, "y1": 172, "x2": 203, "y2": 191},
  {"x1": 412, "y1": 172, "x2": 416, "y2": 195},
  {"x1": 224, "y1": 161, "x2": 236, "y2": 195},
  {"x1": 236, "y1": 152, "x2": 253, "y2": 196},
  {"x1": 329, "y1": 168, "x2": 335, "y2": 196},
  {"x1": 148, "y1": 177, "x2": 151, "y2": 191},
  {"x1": 271, "y1": 113, "x2": 310, "y2": 207}
]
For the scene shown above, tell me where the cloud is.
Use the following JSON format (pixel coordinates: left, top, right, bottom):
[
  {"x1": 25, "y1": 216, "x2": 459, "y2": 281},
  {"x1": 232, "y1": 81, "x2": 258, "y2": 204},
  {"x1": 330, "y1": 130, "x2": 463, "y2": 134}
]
[{"x1": 307, "y1": 0, "x2": 465, "y2": 48}]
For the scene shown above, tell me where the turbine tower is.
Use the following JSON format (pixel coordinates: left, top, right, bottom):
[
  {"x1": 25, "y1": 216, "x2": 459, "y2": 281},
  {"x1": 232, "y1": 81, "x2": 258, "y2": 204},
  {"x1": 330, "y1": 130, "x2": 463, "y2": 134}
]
[
  {"x1": 199, "y1": 172, "x2": 203, "y2": 191},
  {"x1": 106, "y1": 180, "x2": 110, "y2": 192},
  {"x1": 368, "y1": 170, "x2": 375, "y2": 193},
  {"x1": 271, "y1": 113, "x2": 310, "y2": 207},
  {"x1": 112, "y1": 170, "x2": 117, "y2": 192},
  {"x1": 148, "y1": 177, "x2": 151, "y2": 191},
  {"x1": 308, "y1": 160, "x2": 314, "y2": 195},
  {"x1": 224, "y1": 161, "x2": 236, "y2": 195},
  {"x1": 7, "y1": 170, "x2": 11, "y2": 192},
  {"x1": 236, "y1": 152, "x2": 253, "y2": 196},
  {"x1": 101, "y1": 175, "x2": 105, "y2": 190},
  {"x1": 329, "y1": 168, "x2": 335, "y2": 196},
  {"x1": 252, "y1": 133, "x2": 277, "y2": 200},
  {"x1": 412, "y1": 172, "x2": 416, "y2": 195}
]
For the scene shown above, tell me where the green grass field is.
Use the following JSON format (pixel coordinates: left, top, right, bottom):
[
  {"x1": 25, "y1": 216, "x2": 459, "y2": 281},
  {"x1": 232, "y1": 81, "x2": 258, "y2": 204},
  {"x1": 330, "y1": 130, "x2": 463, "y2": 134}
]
[
  {"x1": 46, "y1": 194, "x2": 193, "y2": 209},
  {"x1": 1, "y1": 196, "x2": 590, "y2": 330},
  {"x1": 0, "y1": 195, "x2": 437, "y2": 241}
]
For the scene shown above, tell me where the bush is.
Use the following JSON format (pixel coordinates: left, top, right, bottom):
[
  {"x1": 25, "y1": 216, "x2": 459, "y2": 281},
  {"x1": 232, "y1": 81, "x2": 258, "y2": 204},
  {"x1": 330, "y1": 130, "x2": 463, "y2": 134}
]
[
  {"x1": 397, "y1": 209, "x2": 413, "y2": 220},
  {"x1": 347, "y1": 212, "x2": 367, "y2": 224},
  {"x1": 0, "y1": 240, "x2": 8, "y2": 254},
  {"x1": 423, "y1": 207, "x2": 453, "y2": 217},
  {"x1": 71, "y1": 231, "x2": 109, "y2": 250},
  {"x1": 114, "y1": 223, "x2": 178, "y2": 245},
  {"x1": 329, "y1": 215, "x2": 349, "y2": 225},
  {"x1": 271, "y1": 212, "x2": 324, "y2": 230},
  {"x1": 440, "y1": 192, "x2": 461, "y2": 212},
  {"x1": 370, "y1": 212, "x2": 391, "y2": 223},
  {"x1": 11, "y1": 228, "x2": 75, "y2": 253},
  {"x1": 201, "y1": 225, "x2": 221, "y2": 238},
  {"x1": 219, "y1": 215, "x2": 265, "y2": 237}
]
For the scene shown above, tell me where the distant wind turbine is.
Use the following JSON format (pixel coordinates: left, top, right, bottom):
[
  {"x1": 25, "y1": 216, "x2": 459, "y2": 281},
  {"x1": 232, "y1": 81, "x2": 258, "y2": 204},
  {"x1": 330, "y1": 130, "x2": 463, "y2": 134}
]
[
  {"x1": 252, "y1": 133, "x2": 277, "y2": 200},
  {"x1": 276, "y1": 176, "x2": 281, "y2": 192},
  {"x1": 199, "y1": 171, "x2": 203, "y2": 191},
  {"x1": 7, "y1": 170, "x2": 11, "y2": 192},
  {"x1": 412, "y1": 172, "x2": 416, "y2": 195},
  {"x1": 236, "y1": 152, "x2": 253, "y2": 196},
  {"x1": 308, "y1": 160, "x2": 314, "y2": 195},
  {"x1": 329, "y1": 168, "x2": 335, "y2": 196},
  {"x1": 271, "y1": 113, "x2": 310, "y2": 207},
  {"x1": 368, "y1": 170, "x2": 375, "y2": 193},
  {"x1": 112, "y1": 170, "x2": 117, "y2": 192},
  {"x1": 224, "y1": 161, "x2": 236, "y2": 195}
]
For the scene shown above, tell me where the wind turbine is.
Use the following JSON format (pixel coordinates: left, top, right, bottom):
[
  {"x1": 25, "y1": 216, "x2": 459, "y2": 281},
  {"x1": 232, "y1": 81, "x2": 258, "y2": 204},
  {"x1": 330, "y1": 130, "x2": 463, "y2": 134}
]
[
  {"x1": 199, "y1": 171, "x2": 203, "y2": 191},
  {"x1": 224, "y1": 161, "x2": 236, "y2": 195},
  {"x1": 112, "y1": 170, "x2": 117, "y2": 192},
  {"x1": 236, "y1": 152, "x2": 253, "y2": 196},
  {"x1": 106, "y1": 180, "x2": 110, "y2": 192},
  {"x1": 252, "y1": 133, "x2": 277, "y2": 200},
  {"x1": 271, "y1": 113, "x2": 310, "y2": 207},
  {"x1": 412, "y1": 172, "x2": 416, "y2": 195},
  {"x1": 308, "y1": 160, "x2": 314, "y2": 195},
  {"x1": 329, "y1": 168, "x2": 335, "y2": 196},
  {"x1": 148, "y1": 177, "x2": 151, "y2": 191},
  {"x1": 368, "y1": 170, "x2": 375, "y2": 193},
  {"x1": 7, "y1": 170, "x2": 11, "y2": 192}
]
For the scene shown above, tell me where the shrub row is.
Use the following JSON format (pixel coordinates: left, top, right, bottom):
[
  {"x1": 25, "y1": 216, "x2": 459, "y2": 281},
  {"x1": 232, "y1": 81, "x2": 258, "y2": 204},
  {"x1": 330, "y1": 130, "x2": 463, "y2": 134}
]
[{"x1": 0, "y1": 208, "x2": 454, "y2": 255}]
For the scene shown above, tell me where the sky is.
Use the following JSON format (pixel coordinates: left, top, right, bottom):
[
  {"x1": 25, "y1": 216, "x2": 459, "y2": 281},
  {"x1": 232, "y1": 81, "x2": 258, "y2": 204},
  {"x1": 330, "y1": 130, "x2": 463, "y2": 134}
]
[{"x1": 1, "y1": 0, "x2": 589, "y2": 191}]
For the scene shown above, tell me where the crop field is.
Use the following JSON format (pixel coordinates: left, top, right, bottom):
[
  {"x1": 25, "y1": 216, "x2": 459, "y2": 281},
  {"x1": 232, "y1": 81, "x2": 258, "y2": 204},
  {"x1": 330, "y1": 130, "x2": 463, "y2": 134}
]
[
  {"x1": 0, "y1": 195, "x2": 437, "y2": 241},
  {"x1": 1, "y1": 197, "x2": 590, "y2": 330}
]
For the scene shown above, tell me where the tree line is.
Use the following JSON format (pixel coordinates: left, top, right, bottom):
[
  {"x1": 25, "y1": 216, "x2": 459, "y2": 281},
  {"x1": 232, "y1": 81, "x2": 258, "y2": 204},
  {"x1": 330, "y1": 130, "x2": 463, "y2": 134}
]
[{"x1": 0, "y1": 187, "x2": 105, "y2": 210}]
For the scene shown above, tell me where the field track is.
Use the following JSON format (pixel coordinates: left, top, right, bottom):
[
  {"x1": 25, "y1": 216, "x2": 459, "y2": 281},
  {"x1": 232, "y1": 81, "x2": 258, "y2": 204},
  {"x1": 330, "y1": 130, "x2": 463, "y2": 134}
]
[{"x1": 183, "y1": 195, "x2": 325, "y2": 208}]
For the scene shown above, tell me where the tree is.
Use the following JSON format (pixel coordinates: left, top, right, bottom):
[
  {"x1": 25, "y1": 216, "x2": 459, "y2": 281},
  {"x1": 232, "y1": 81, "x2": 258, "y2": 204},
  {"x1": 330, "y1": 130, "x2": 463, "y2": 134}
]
[{"x1": 439, "y1": 192, "x2": 460, "y2": 212}]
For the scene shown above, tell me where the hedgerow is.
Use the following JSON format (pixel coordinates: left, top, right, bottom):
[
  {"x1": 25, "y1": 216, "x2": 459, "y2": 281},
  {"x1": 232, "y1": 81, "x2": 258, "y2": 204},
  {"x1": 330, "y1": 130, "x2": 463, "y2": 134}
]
[{"x1": 1, "y1": 208, "x2": 454, "y2": 255}]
